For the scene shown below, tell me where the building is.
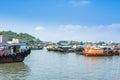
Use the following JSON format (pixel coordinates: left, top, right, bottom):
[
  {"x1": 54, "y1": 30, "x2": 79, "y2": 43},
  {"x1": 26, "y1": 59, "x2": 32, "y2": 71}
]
[
  {"x1": 0, "y1": 35, "x2": 8, "y2": 43},
  {"x1": 0, "y1": 35, "x2": 28, "y2": 44},
  {"x1": 12, "y1": 38, "x2": 28, "y2": 43}
]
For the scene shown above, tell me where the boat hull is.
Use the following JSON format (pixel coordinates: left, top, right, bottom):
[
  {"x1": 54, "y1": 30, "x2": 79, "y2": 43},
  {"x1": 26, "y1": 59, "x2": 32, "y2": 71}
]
[
  {"x1": 84, "y1": 48, "x2": 113, "y2": 56},
  {"x1": 0, "y1": 56, "x2": 25, "y2": 63},
  {"x1": 31, "y1": 48, "x2": 43, "y2": 50},
  {"x1": 84, "y1": 53, "x2": 113, "y2": 56}
]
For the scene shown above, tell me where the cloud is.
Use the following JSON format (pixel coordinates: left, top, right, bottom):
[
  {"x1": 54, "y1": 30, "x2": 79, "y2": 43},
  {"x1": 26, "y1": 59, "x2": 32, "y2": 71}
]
[
  {"x1": 34, "y1": 26, "x2": 45, "y2": 31},
  {"x1": 59, "y1": 24, "x2": 81, "y2": 32},
  {"x1": 33, "y1": 23, "x2": 120, "y2": 42},
  {"x1": 108, "y1": 24, "x2": 120, "y2": 30},
  {"x1": 69, "y1": 0, "x2": 91, "y2": 7}
]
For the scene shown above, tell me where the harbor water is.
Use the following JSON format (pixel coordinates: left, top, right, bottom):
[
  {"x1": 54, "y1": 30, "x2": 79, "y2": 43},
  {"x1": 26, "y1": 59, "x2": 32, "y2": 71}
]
[{"x1": 0, "y1": 48, "x2": 120, "y2": 80}]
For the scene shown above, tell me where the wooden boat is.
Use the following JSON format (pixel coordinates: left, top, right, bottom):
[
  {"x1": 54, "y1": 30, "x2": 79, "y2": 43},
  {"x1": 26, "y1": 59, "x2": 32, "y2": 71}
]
[
  {"x1": 113, "y1": 48, "x2": 120, "y2": 55},
  {"x1": 31, "y1": 47, "x2": 43, "y2": 50},
  {"x1": 75, "y1": 47, "x2": 84, "y2": 55},
  {"x1": 47, "y1": 45, "x2": 58, "y2": 51},
  {"x1": 0, "y1": 43, "x2": 31, "y2": 63},
  {"x1": 112, "y1": 45, "x2": 120, "y2": 55},
  {"x1": 47, "y1": 47, "x2": 56, "y2": 51},
  {"x1": 31, "y1": 45, "x2": 44, "y2": 50},
  {"x1": 84, "y1": 48, "x2": 113, "y2": 56}
]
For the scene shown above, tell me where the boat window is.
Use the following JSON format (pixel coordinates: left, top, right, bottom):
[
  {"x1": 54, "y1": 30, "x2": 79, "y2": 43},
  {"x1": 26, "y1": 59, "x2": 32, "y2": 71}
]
[{"x1": 0, "y1": 46, "x2": 4, "y2": 50}]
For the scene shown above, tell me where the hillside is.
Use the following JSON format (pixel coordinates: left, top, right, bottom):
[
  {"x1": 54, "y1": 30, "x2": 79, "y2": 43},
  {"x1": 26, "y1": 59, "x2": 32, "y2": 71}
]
[{"x1": 0, "y1": 30, "x2": 43, "y2": 44}]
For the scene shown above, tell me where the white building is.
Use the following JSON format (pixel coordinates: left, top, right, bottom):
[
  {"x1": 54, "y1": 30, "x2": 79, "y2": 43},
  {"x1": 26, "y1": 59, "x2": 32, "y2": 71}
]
[
  {"x1": 0, "y1": 35, "x2": 8, "y2": 43},
  {"x1": 12, "y1": 38, "x2": 28, "y2": 43}
]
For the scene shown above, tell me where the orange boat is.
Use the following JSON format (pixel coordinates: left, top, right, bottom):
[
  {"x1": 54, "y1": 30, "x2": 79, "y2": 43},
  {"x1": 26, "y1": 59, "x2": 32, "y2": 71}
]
[{"x1": 84, "y1": 48, "x2": 113, "y2": 56}]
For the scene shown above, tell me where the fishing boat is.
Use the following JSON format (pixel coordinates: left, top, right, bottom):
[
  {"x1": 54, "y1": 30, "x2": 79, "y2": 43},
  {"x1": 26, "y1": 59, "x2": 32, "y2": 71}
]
[
  {"x1": 75, "y1": 46, "x2": 84, "y2": 55},
  {"x1": 84, "y1": 47, "x2": 113, "y2": 56},
  {"x1": 0, "y1": 43, "x2": 31, "y2": 63},
  {"x1": 31, "y1": 45, "x2": 44, "y2": 50},
  {"x1": 112, "y1": 44, "x2": 120, "y2": 55},
  {"x1": 47, "y1": 47, "x2": 56, "y2": 51}
]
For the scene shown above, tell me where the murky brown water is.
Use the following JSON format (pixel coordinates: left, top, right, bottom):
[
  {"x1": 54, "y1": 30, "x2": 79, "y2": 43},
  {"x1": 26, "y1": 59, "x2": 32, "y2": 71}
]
[{"x1": 0, "y1": 48, "x2": 120, "y2": 80}]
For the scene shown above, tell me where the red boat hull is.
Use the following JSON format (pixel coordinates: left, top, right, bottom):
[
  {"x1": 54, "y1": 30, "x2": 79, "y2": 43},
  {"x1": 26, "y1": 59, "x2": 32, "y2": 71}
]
[{"x1": 0, "y1": 55, "x2": 25, "y2": 63}]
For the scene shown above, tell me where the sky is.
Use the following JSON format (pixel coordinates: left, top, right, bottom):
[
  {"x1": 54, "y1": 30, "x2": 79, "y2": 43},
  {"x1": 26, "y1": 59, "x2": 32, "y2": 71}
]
[{"x1": 0, "y1": 0, "x2": 120, "y2": 42}]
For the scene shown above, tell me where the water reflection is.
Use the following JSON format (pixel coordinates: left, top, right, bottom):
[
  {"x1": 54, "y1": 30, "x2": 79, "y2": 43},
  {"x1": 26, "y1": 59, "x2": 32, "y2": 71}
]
[
  {"x1": 85, "y1": 56, "x2": 104, "y2": 62},
  {"x1": 84, "y1": 56, "x2": 113, "y2": 63},
  {"x1": 0, "y1": 62, "x2": 30, "y2": 80},
  {"x1": 46, "y1": 50, "x2": 70, "y2": 55}
]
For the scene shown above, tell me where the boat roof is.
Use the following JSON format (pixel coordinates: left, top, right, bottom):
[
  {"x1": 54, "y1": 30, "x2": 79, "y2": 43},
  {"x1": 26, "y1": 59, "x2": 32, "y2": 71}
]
[
  {"x1": 0, "y1": 43, "x2": 27, "y2": 47},
  {"x1": 0, "y1": 43, "x2": 12, "y2": 46},
  {"x1": 11, "y1": 43, "x2": 27, "y2": 46}
]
